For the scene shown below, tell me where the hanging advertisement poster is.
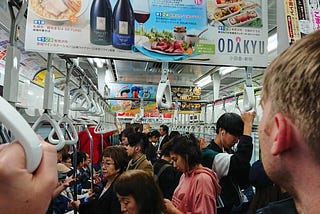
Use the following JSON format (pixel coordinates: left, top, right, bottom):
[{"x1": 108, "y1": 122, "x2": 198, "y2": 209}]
[
  {"x1": 108, "y1": 83, "x2": 159, "y2": 117},
  {"x1": 279, "y1": 0, "x2": 319, "y2": 48},
  {"x1": 0, "y1": 30, "x2": 9, "y2": 69},
  {"x1": 171, "y1": 86, "x2": 202, "y2": 112},
  {"x1": 25, "y1": 0, "x2": 268, "y2": 67},
  {"x1": 283, "y1": 0, "x2": 302, "y2": 44},
  {"x1": 306, "y1": 0, "x2": 320, "y2": 32},
  {"x1": 206, "y1": 0, "x2": 268, "y2": 67}
]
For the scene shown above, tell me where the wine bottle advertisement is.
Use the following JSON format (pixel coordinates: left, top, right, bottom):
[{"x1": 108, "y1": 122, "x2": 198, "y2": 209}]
[{"x1": 24, "y1": 0, "x2": 269, "y2": 67}]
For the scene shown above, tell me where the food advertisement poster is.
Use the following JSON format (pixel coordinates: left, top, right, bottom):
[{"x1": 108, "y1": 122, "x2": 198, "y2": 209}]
[
  {"x1": 25, "y1": 0, "x2": 268, "y2": 67},
  {"x1": 171, "y1": 86, "x2": 202, "y2": 111}
]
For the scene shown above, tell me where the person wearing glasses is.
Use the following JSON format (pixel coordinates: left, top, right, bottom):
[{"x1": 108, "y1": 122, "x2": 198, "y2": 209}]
[{"x1": 71, "y1": 146, "x2": 128, "y2": 214}]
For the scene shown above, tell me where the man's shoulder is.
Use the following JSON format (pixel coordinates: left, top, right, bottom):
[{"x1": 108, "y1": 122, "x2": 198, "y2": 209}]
[
  {"x1": 207, "y1": 141, "x2": 222, "y2": 153},
  {"x1": 256, "y1": 197, "x2": 298, "y2": 214}
]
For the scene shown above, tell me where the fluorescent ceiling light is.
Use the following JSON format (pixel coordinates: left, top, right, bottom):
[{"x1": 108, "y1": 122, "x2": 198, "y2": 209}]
[
  {"x1": 195, "y1": 75, "x2": 212, "y2": 87},
  {"x1": 87, "y1": 58, "x2": 94, "y2": 65},
  {"x1": 105, "y1": 68, "x2": 114, "y2": 85},
  {"x1": 219, "y1": 66, "x2": 238, "y2": 76},
  {"x1": 268, "y1": 33, "x2": 277, "y2": 52}
]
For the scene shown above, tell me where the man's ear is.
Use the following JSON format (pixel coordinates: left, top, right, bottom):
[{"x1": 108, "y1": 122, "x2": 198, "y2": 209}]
[
  {"x1": 135, "y1": 145, "x2": 141, "y2": 153},
  {"x1": 271, "y1": 113, "x2": 293, "y2": 155},
  {"x1": 219, "y1": 128, "x2": 224, "y2": 135}
]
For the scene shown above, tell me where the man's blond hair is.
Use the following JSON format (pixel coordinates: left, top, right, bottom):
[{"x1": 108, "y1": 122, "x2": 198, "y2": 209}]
[{"x1": 262, "y1": 30, "x2": 320, "y2": 162}]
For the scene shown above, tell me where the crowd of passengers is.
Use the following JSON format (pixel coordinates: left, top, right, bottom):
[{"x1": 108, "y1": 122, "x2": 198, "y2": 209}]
[{"x1": 47, "y1": 111, "x2": 295, "y2": 214}]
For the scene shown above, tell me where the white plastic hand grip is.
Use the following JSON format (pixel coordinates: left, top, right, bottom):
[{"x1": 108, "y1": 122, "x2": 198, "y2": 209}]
[
  {"x1": 32, "y1": 113, "x2": 65, "y2": 150},
  {"x1": 0, "y1": 96, "x2": 42, "y2": 172},
  {"x1": 54, "y1": 116, "x2": 79, "y2": 145},
  {"x1": 94, "y1": 122, "x2": 107, "y2": 134},
  {"x1": 243, "y1": 85, "x2": 255, "y2": 112},
  {"x1": 156, "y1": 80, "x2": 172, "y2": 109},
  {"x1": 70, "y1": 89, "x2": 91, "y2": 111}
]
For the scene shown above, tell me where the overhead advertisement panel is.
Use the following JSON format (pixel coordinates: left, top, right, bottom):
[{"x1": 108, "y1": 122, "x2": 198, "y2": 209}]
[
  {"x1": 284, "y1": 0, "x2": 320, "y2": 43},
  {"x1": 25, "y1": 0, "x2": 268, "y2": 67}
]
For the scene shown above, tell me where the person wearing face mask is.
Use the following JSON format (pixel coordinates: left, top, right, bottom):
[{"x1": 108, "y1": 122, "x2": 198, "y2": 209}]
[{"x1": 201, "y1": 111, "x2": 255, "y2": 214}]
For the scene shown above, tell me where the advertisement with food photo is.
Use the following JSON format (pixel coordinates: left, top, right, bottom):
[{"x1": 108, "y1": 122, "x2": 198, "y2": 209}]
[
  {"x1": 205, "y1": 0, "x2": 268, "y2": 67},
  {"x1": 29, "y1": 0, "x2": 84, "y2": 23},
  {"x1": 207, "y1": 0, "x2": 263, "y2": 28},
  {"x1": 25, "y1": 0, "x2": 268, "y2": 67},
  {"x1": 25, "y1": 0, "x2": 210, "y2": 59}
]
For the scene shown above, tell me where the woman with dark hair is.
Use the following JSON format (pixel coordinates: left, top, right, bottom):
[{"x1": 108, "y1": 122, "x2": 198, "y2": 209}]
[
  {"x1": 114, "y1": 169, "x2": 165, "y2": 214},
  {"x1": 71, "y1": 146, "x2": 128, "y2": 214},
  {"x1": 164, "y1": 134, "x2": 221, "y2": 214}
]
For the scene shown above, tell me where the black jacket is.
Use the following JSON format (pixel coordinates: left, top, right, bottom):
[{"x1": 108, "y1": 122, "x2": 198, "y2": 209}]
[
  {"x1": 153, "y1": 159, "x2": 181, "y2": 200},
  {"x1": 159, "y1": 135, "x2": 170, "y2": 150},
  {"x1": 256, "y1": 196, "x2": 298, "y2": 214},
  {"x1": 78, "y1": 181, "x2": 121, "y2": 214},
  {"x1": 202, "y1": 135, "x2": 253, "y2": 208}
]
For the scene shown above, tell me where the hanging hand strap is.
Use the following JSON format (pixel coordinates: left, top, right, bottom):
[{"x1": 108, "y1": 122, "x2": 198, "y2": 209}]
[{"x1": 0, "y1": 96, "x2": 42, "y2": 172}]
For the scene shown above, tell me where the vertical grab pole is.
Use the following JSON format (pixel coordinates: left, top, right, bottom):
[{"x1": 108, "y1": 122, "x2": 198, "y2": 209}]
[
  {"x1": 3, "y1": 0, "x2": 27, "y2": 105},
  {"x1": 72, "y1": 145, "x2": 77, "y2": 214},
  {"x1": 84, "y1": 124, "x2": 94, "y2": 191}
]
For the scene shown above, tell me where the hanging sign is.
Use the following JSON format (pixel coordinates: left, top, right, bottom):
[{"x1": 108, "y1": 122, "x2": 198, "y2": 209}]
[
  {"x1": 25, "y1": 0, "x2": 268, "y2": 67},
  {"x1": 282, "y1": 0, "x2": 320, "y2": 45},
  {"x1": 108, "y1": 83, "x2": 158, "y2": 117}
]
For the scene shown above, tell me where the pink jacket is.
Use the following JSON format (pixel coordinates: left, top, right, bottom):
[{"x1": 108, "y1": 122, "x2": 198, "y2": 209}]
[{"x1": 171, "y1": 167, "x2": 221, "y2": 214}]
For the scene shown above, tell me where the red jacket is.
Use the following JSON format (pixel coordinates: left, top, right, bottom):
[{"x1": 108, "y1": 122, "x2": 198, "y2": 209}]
[{"x1": 78, "y1": 127, "x2": 113, "y2": 165}]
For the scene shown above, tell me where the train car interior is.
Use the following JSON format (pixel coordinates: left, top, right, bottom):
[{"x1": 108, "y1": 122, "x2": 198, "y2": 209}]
[{"x1": 0, "y1": 0, "x2": 278, "y2": 160}]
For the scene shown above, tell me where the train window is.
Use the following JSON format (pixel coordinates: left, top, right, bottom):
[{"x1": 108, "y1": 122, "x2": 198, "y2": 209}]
[
  {"x1": 36, "y1": 125, "x2": 53, "y2": 140},
  {"x1": 0, "y1": 125, "x2": 11, "y2": 144}
]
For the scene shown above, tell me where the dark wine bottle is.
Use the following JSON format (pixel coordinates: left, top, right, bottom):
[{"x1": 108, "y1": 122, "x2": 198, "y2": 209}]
[
  {"x1": 112, "y1": 0, "x2": 135, "y2": 50},
  {"x1": 90, "y1": 0, "x2": 112, "y2": 45}
]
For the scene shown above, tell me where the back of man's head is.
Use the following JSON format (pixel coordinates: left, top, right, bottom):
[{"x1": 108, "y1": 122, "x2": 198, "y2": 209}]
[
  {"x1": 160, "y1": 124, "x2": 169, "y2": 134},
  {"x1": 128, "y1": 133, "x2": 147, "y2": 153},
  {"x1": 150, "y1": 130, "x2": 160, "y2": 138},
  {"x1": 216, "y1": 113, "x2": 244, "y2": 137},
  {"x1": 262, "y1": 30, "x2": 320, "y2": 162}
]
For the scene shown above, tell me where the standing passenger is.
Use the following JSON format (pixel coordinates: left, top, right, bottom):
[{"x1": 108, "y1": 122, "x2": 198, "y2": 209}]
[
  {"x1": 258, "y1": 30, "x2": 320, "y2": 213},
  {"x1": 201, "y1": 112, "x2": 255, "y2": 214},
  {"x1": 158, "y1": 124, "x2": 169, "y2": 151},
  {"x1": 145, "y1": 130, "x2": 160, "y2": 163},
  {"x1": 125, "y1": 133, "x2": 153, "y2": 176},
  {"x1": 114, "y1": 169, "x2": 165, "y2": 214},
  {"x1": 119, "y1": 127, "x2": 135, "y2": 147},
  {"x1": 78, "y1": 123, "x2": 115, "y2": 171},
  {"x1": 247, "y1": 160, "x2": 293, "y2": 214},
  {"x1": 71, "y1": 146, "x2": 128, "y2": 214},
  {"x1": 164, "y1": 134, "x2": 221, "y2": 214},
  {"x1": 153, "y1": 141, "x2": 181, "y2": 200}
]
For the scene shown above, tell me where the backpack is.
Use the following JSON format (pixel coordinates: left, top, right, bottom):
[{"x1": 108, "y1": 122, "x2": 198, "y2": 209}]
[{"x1": 154, "y1": 163, "x2": 171, "y2": 184}]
